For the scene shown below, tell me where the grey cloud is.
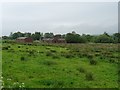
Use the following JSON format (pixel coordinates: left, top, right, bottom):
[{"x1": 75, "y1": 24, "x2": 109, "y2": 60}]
[{"x1": 2, "y1": 2, "x2": 118, "y2": 36}]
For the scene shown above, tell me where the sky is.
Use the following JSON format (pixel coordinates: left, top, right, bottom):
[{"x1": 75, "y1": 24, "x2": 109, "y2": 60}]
[{"x1": 1, "y1": 1, "x2": 118, "y2": 36}]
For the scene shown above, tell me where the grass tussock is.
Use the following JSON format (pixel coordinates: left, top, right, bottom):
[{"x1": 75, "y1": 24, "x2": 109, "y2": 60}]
[
  {"x1": 43, "y1": 60, "x2": 57, "y2": 66},
  {"x1": 85, "y1": 72, "x2": 94, "y2": 81},
  {"x1": 20, "y1": 56, "x2": 26, "y2": 61},
  {"x1": 89, "y1": 59, "x2": 97, "y2": 65},
  {"x1": 77, "y1": 67, "x2": 86, "y2": 73}
]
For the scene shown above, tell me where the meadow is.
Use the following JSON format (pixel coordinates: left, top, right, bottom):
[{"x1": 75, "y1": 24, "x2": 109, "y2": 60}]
[{"x1": 2, "y1": 41, "x2": 119, "y2": 88}]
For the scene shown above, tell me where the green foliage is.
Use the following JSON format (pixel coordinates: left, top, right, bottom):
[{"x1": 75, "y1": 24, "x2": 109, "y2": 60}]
[
  {"x1": 94, "y1": 34, "x2": 114, "y2": 43},
  {"x1": 2, "y1": 36, "x2": 10, "y2": 39},
  {"x1": 2, "y1": 46, "x2": 9, "y2": 50},
  {"x1": 77, "y1": 67, "x2": 86, "y2": 73},
  {"x1": 4, "y1": 31, "x2": 120, "y2": 44},
  {"x1": 11, "y1": 32, "x2": 25, "y2": 39},
  {"x1": 20, "y1": 56, "x2": 25, "y2": 61},
  {"x1": 85, "y1": 72, "x2": 94, "y2": 81},
  {"x1": 50, "y1": 49, "x2": 56, "y2": 53},
  {"x1": 65, "y1": 33, "x2": 86, "y2": 43},
  {"x1": 82, "y1": 34, "x2": 94, "y2": 42},
  {"x1": 89, "y1": 59, "x2": 97, "y2": 65},
  {"x1": 31, "y1": 32, "x2": 42, "y2": 40},
  {"x1": 2, "y1": 42, "x2": 119, "y2": 88},
  {"x1": 113, "y1": 33, "x2": 120, "y2": 43},
  {"x1": 44, "y1": 33, "x2": 54, "y2": 38}
]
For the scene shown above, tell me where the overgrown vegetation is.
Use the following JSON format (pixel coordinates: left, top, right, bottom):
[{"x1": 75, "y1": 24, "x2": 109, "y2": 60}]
[
  {"x1": 2, "y1": 31, "x2": 120, "y2": 43},
  {"x1": 2, "y1": 41, "x2": 119, "y2": 88}
]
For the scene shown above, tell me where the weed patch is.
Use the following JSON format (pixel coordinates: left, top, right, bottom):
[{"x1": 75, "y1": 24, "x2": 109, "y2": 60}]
[
  {"x1": 85, "y1": 72, "x2": 94, "y2": 81},
  {"x1": 89, "y1": 59, "x2": 97, "y2": 65},
  {"x1": 20, "y1": 56, "x2": 26, "y2": 61},
  {"x1": 77, "y1": 67, "x2": 86, "y2": 73}
]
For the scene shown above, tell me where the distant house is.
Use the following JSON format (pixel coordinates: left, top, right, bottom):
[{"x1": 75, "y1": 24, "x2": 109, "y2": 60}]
[
  {"x1": 16, "y1": 37, "x2": 33, "y2": 43},
  {"x1": 42, "y1": 38, "x2": 53, "y2": 43},
  {"x1": 52, "y1": 38, "x2": 66, "y2": 43},
  {"x1": 42, "y1": 38, "x2": 66, "y2": 43}
]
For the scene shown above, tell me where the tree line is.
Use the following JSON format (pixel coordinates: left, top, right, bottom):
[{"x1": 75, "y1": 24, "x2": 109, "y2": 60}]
[{"x1": 2, "y1": 31, "x2": 120, "y2": 43}]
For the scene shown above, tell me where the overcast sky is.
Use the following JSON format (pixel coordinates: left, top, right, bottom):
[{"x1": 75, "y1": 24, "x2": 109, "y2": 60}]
[{"x1": 2, "y1": 2, "x2": 118, "y2": 36}]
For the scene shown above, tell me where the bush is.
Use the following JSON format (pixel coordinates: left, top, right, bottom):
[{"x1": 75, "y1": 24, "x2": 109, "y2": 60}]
[
  {"x1": 85, "y1": 72, "x2": 94, "y2": 81},
  {"x1": 89, "y1": 59, "x2": 97, "y2": 65},
  {"x1": 20, "y1": 56, "x2": 25, "y2": 61}
]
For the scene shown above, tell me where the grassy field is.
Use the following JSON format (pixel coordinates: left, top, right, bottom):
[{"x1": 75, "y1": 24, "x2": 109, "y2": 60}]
[{"x1": 2, "y1": 41, "x2": 119, "y2": 88}]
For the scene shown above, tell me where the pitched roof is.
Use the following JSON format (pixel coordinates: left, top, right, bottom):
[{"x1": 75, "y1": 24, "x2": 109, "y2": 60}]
[
  {"x1": 58, "y1": 38, "x2": 65, "y2": 40},
  {"x1": 42, "y1": 38, "x2": 53, "y2": 40},
  {"x1": 17, "y1": 37, "x2": 27, "y2": 39}
]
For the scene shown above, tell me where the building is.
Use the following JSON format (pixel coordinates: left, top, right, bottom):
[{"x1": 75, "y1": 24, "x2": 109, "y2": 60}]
[
  {"x1": 16, "y1": 37, "x2": 33, "y2": 43},
  {"x1": 42, "y1": 38, "x2": 66, "y2": 43},
  {"x1": 42, "y1": 38, "x2": 53, "y2": 43},
  {"x1": 52, "y1": 38, "x2": 66, "y2": 43}
]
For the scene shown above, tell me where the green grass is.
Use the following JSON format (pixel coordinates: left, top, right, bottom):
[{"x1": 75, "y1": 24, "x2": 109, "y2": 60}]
[{"x1": 2, "y1": 42, "x2": 119, "y2": 88}]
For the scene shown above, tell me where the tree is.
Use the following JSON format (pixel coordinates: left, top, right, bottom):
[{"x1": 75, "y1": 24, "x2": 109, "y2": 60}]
[
  {"x1": 31, "y1": 32, "x2": 42, "y2": 40},
  {"x1": 65, "y1": 33, "x2": 86, "y2": 43},
  {"x1": 103, "y1": 32, "x2": 109, "y2": 37},
  {"x1": 24, "y1": 32, "x2": 31, "y2": 37},
  {"x1": 2, "y1": 36, "x2": 9, "y2": 39},
  {"x1": 94, "y1": 34, "x2": 114, "y2": 43},
  {"x1": 34, "y1": 32, "x2": 41, "y2": 40},
  {"x1": 54, "y1": 34, "x2": 61, "y2": 39},
  {"x1": 61, "y1": 34, "x2": 66, "y2": 38},
  {"x1": 112, "y1": 33, "x2": 120, "y2": 43},
  {"x1": 44, "y1": 33, "x2": 54, "y2": 38},
  {"x1": 81, "y1": 34, "x2": 93, "y2": 42},
  {"x1": 11, "y1": 31, "x2": 25, "y2": 39}
]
